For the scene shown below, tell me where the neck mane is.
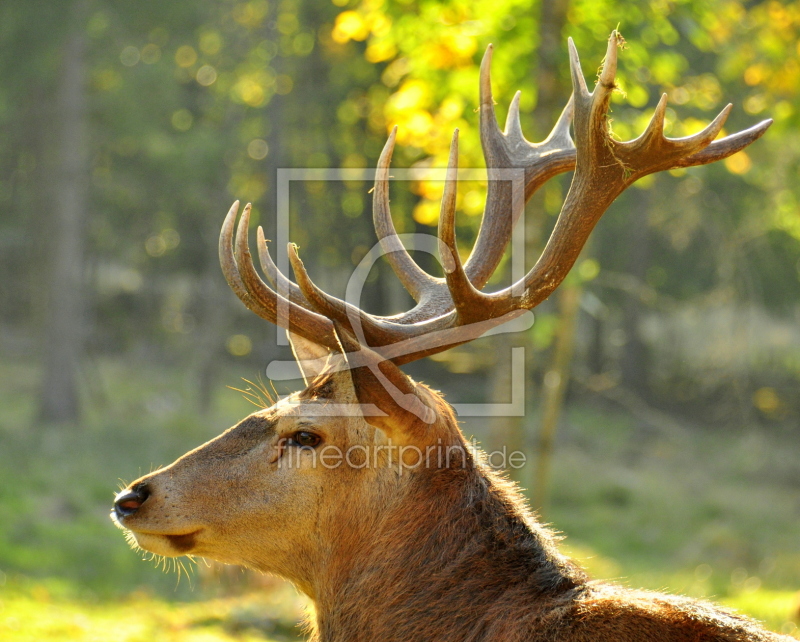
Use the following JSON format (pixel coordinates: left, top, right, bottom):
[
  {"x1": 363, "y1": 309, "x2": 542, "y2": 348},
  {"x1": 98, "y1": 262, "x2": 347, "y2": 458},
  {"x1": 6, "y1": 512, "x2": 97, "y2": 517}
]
[{"x1": 310, "y1": 424, "x2": 588, "y2": 642}]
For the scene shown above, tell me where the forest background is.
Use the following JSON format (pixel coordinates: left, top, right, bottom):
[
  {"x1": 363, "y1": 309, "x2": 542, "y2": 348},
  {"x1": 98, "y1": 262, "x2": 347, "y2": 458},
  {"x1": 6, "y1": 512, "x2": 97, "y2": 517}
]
[{"x1": 1, "y1": 0, "x2": 799, "y2": 639}]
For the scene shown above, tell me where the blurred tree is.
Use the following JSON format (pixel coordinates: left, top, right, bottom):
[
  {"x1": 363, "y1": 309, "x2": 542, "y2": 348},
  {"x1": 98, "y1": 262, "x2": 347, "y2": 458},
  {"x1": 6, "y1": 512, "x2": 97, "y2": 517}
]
[{"x1": 39, "y1": 0, "x2": 90, "y2": 423}]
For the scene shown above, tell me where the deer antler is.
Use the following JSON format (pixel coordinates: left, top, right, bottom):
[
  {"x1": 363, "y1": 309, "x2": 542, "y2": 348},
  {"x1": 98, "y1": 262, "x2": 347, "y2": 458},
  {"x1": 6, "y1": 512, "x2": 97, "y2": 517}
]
[{"x1": 220, "y1": 31, "x2": 771, "y2": 365}]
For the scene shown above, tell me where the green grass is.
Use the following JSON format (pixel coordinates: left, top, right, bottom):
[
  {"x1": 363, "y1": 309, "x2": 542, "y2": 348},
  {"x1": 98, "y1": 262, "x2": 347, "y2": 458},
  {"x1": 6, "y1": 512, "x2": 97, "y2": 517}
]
[
  {"x1": 519, "y1": 405, "x2": 800, "y2": 637},
  {"x1": 723, "y1": 591, "x2": 800, "y2": 637},
  {"x1": 0, "y1": 577, "x2": 306, "y2": 641},
  {"x1": 1, "y1": 356, "x2": 798, "y2": 638},
  {"x1": 542, "y1": 405, "x2": 800, "y2": 592},
  {"x1": 558, "y1": 544, "x2": 800, "y2": 636}
]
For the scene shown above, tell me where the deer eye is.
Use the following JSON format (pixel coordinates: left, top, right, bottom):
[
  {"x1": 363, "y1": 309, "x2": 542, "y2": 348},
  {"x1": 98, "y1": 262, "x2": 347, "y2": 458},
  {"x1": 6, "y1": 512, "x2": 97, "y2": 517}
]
[{"x1": 290, "y1": 431, "x2": 321, "y2": 448}]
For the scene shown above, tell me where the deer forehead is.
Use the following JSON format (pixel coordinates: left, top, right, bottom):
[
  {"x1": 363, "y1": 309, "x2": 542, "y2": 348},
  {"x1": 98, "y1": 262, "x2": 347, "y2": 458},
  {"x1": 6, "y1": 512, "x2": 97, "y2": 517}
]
[{"x1": 270, "y1": 394, "x2": 380, "y2": 443}]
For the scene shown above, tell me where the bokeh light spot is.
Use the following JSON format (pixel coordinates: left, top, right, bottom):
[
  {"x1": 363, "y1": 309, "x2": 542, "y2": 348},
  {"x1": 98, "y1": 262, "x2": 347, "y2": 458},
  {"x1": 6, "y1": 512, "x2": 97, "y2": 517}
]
[
  {"x1": 247, "y1": 139, "x2": 269, "y2": 160},
  {"x1": 196, "y1": 65, "x2": 217, "y2": 86},
  {"x1": 171, "y1": 109, "x2": 193, "y2": 131},
  {"x1": 175, "y1": 46, "x2": 197, "y2": 68},
  {"x1": 120, "y1": 46, "x2": 140, "y2": 67},
  {"x1": 227, "y1": 334, "x2": 253, "y2": 357}
]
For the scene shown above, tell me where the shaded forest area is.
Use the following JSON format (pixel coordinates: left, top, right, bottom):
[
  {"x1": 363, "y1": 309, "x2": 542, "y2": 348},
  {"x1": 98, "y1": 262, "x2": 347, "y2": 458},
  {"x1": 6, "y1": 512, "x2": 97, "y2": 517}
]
[
  {"x1": 3, "y1": 0, "x2": 799, "y2": 425},
  {"x1": 0, "y1": 0, "x2": 799, "y2": 638}
]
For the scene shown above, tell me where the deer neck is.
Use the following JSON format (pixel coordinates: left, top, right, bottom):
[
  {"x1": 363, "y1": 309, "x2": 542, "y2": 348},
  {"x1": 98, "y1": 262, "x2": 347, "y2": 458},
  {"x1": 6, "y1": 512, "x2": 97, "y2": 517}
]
[{"x1": 309, "y1": 454, "x2": 586, "y2": 642}]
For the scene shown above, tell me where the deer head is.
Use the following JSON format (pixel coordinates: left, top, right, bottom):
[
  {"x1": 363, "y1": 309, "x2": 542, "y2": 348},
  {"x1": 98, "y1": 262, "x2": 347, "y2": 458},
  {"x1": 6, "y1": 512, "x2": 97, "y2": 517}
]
[{"x1": 112, "y1": 32, "x2": 771, "y2": 634}]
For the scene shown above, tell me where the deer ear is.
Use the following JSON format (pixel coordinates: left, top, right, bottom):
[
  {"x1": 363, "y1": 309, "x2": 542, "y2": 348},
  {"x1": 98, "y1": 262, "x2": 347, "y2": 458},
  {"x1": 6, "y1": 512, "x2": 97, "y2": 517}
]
[
  {"x1": 287, "y1": 330, "x2": 333, "y2": 385},
  {"x1": 331, "y1": 322, "x2": 436, "y2": 444}
]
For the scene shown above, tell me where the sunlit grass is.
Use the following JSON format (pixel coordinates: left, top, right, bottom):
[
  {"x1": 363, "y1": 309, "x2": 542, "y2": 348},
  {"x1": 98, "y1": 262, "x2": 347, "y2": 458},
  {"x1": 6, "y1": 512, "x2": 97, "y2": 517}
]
[
  {"x1": 0, "y1": 581, "x2": 306, "y2": 642},
  {"x1": 723, "y1": 590, "x2": 800, "y2": 638},
  {"x1": 563, "y1": 544, "x2": 800, "y2": 638}
]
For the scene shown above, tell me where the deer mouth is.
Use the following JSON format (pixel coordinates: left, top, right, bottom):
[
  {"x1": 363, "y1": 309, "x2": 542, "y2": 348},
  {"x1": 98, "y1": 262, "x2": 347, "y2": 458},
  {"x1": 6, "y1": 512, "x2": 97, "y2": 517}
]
[
  {"x1": 163, "y1": 530, "x2": 201, "y2": 553},
  {"x1": 125, "y1": 527, "x2": 204, "y2": 556}
]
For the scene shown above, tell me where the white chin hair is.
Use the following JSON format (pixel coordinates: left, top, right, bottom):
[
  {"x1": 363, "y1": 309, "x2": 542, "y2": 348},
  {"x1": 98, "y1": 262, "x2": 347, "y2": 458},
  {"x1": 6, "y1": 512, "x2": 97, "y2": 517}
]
[{"x1": 127, "y1": 531, "x2": 183, "y2": 557}]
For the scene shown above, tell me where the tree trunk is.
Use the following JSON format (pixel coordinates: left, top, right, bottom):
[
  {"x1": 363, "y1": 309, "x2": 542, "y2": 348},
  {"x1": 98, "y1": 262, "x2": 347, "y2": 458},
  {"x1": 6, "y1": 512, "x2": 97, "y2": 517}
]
[
  {"x1": 195, "y1": 216, "x2": 232, "y2": 413},
  {"x1": 528, "y1": 0, "x2": 574, "y2": 512},
  {"x1": 620, "y1": 190, "x2": 652, "y2": 398},
  {"x1": 488, "y1": 0, "x2": 572, "y2": 488},
  {"x1": 532, "y1": 0, "x2": 571, "y2": 139},
  {"x1": 38, "y1": 0, "x2": 89, "y2": 424},
  {"x1": 487, "y1": 333, "x2": 526, "y2": 482},
  {"x1": 532, "y1": 283, "x2": 581, "y2": 512}
]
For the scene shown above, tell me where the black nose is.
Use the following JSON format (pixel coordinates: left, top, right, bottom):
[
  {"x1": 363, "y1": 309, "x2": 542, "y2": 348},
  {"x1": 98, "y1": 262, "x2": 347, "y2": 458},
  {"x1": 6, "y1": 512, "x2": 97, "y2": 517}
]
[{"x1": 114, "y1": 483, "x2": 150, "y2": 519}]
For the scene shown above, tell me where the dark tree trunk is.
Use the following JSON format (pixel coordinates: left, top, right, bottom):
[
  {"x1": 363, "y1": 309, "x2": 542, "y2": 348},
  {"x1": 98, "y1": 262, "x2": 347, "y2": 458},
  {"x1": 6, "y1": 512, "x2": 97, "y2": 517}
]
[
  {"x1": 489, "y1": 0, "x2": 571, "y2": 488},
  {"x1": 38, "y1": 0, "x2": 89, "y2": 423},
  {"x1": 528, "y1": 0, "x2": 573, "y2": 509},
  {"x1": 620, "y1": 190, "x2": 652, "y2": 398},
  {"x1": 532, "y1": 0, "x2": 571, "y2": 138},
  {"x1": 195, "y1": 215, "x2": 232, "y2": 413},
  {"x1": 587, "y1": 312, "x2": 605, "y2": 375}
]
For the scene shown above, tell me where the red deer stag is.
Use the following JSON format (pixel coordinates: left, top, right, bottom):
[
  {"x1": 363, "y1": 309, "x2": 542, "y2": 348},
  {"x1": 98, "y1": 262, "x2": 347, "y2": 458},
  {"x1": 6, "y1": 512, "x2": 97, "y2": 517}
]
[{"x1": 113, "y1": 33, "x2": 788, "y2": 641}]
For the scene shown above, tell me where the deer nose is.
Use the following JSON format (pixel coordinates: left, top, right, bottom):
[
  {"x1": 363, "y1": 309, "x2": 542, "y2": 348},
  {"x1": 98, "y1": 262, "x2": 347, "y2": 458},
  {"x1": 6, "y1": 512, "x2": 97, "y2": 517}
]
[{"x1": 114, "y1": 483, "x2": 150, "y2": 519}]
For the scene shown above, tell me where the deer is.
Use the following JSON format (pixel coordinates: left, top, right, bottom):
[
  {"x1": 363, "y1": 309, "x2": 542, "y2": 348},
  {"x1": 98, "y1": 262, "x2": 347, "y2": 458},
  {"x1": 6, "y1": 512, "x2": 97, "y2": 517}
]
[{"x1": 112, "y1": 32, "x2": 790, "y2": 641}]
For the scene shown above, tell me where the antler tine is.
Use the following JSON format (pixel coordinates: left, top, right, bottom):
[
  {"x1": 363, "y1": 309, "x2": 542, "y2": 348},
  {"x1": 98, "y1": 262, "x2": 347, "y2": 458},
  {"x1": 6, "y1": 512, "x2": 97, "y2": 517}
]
[
  {"x1": 437, "y1": 130, "x2": 485, "y2": 322},
  {"x1": 597, "y1": 32, "x2": 619, "y2": 89},
  {"x1": 220, "y1": 201, "x2": 339, "y2": 350},
  {"x1": 220, "y1": 201, "x2": 270, "y2": 319},
  {"x1": 676, "y1": 102, "x2": 730, "y2": 150},
  {"x1": 458, "y1": 30, "x2": 772, "y2": 322},
  {"x1": 641, "y1": 93, "x2": 669, "y2": 147},
  {"x1": 287, "y1": 243, "x2": 349, "y2": 321},
  {"x1": 234, "y1": 204, "x2": 283, "y2": 315},
  {"x1": 616, "y1": 100, "x2": 733, "y2": 178},
  {"x1": 504, "y1": 92, "x2": 526, "y2": 143},
  {"x1": 255, "y1": 226, "x2": 313, "y2": 308},
  {"x1": 567, "y1": 38, "x2": 590, "y2": 99},
  {"x1": 478, "y1": 44, "x2": 502, "y2": 140},
  {"x1": 676, "y1": 118, "x2": 772, "y2": 167},
  {"x1": 570, "y1": 32, "x2": 618, "y2": 153},
  {"x1": 372, "y1": 127, "x2": 438, "y2": 303},
  {"x1": 543, "y1": 94, "x2": 575, "y2": 148},
  {"x1": 437, "y1": 130, "x2": 460, "y2": 279},
  {"x1": 465, "y1": 43, "x2": 576, "y2": 289},
  {"x1": 286, "y1": 242, "x2": 431, "y2": 348}
]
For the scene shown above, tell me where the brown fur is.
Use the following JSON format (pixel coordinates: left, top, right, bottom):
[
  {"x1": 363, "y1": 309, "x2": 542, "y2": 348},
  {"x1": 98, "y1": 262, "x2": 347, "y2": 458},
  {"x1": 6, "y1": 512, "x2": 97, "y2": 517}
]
[{"x1": 114, "y1": 369, "x2": 790, "y2": 641}]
